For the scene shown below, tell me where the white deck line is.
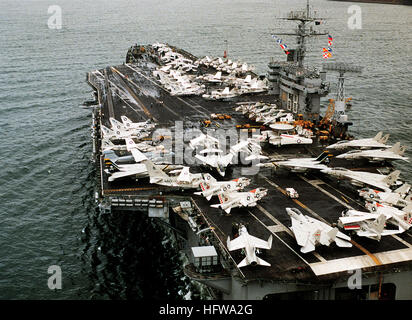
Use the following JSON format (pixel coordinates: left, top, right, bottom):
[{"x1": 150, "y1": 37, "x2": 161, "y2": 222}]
[
  {"x1": 309, "y1": 247, "x2": 412, "y2": 276},
  {"x1": 298, "y1": 174, "x2": 353, "y2": 209}
]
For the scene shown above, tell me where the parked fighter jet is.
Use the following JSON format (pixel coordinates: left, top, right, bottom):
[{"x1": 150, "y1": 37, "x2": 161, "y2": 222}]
[
  {"x1": 144, "y1": 160, "x2": 203, "y2": 189},
  {"x1": 230, "y1": 138, "x2": 268, "y2": 162},
  {"x1": 107, "y1": 162, "x2": 183, "y2": 182},
  {"x1": 105, "y1": 143, "x2": 176, "y2": 181},
  {"x1": 286, "y1": 208, "x2": 352, "y2": 253},
  {"x1": 338, "y1": 211, "x2": 399, "y2": 241},
  {"x1": 321, "y1": 168, "x2": 401, "y2": 192},
  {"x1": 327, "y1": 132, "x2": 390, "y2": 150},
  {"x1": 359, "y1": 183, "x2": 411, "y2": 208},
  {"x1": 104, "y1": 149, "x2": 173, "y2": 165},
  {"x1": 205, "y1": 87, "x2": 238, "y2": 100},
  {"x1": 261, "y1": 111, "x2": 294, "y2": 125},
  {"x1": 102, "y1": 137, "x2": 165, "y2": 153},
  {"x1": 194, "y1": 174, "x2": 251, "y2": 200},
  {"x1": 120, "y1": 116, "x2": 156, "y2": 131},
  {"x1": 195, "y1": 152, "x2": 234, "y2": 177},
  {"x1": 365, "y1": 202, "x2": 412, "y2": 231},
  {"x1": 336, "y1": 142, "x2": 408, "y2": 162},
  {"x1": 264, "y1": 152, "x2": 330, "y2": 172},
  {"x1": 101, "y1": 124, "x2": 149, "y2": 141},
  {"x1": 256, "y1": 127, "x2": 313, "y2": 147},
  {"x1": 189, "y1": 133, "x2": 220, "y2": 151},
  {"x1": 210, "y1": 188, "x2": 268, "y2": 213},
  {"x1": 199, "y1": 71, "x2": 223, "y2": 83},
  {"x1": 190, "y1": 135, "x2": 266, "y2": 176},
  {"x1": 108, "y1": 118, "x2": 151, "y2": 140},
  {"x1": 227, "y1": 224, "x2": 272, "y2": 268}
]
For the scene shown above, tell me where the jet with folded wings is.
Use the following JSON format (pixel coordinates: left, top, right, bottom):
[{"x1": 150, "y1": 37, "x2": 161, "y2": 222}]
[
  {"x1": 286, "y1": 207, "x2": 352, "y2": 253},
  {"x1": 227, "y1": 224, "x2": 273, "y2": 268}
]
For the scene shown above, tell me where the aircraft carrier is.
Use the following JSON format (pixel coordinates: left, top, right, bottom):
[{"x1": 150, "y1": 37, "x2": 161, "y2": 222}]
[{"x1": 84, "y1": 3, "x2": 412, "y2": 300}]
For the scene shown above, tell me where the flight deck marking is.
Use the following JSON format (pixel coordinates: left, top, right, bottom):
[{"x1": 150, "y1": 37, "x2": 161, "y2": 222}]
[
  {"x1": 390, "y1": 235, "x2": 412, "y2": 248},
  {"x1": 298, "y1": 174, "x2": 353, "y2": 210},
  {"x1": 125, "y1": 64, "x2": 210, "y2": 117},
  {"x1": 256, "y1": 205, "x2": 291, "y2": 235},
  {"x1": 110, "y1": 67, "x2": 155, "y2": 120},
  {"x1": 259, "y1": 174, "x2": 329, "y2": 224},
  {"x1": 107, "y1": 79, "x2": 148, "y2": 119},
  {"x1": 103, "y1": 68, "x2": 115, "y2": 119},
  {"x1": 110, "y1": 69, "x2": 181, "y2": 119},
  {"x1": 247, "y1": 210, "x2": 313, "y2": 266}
]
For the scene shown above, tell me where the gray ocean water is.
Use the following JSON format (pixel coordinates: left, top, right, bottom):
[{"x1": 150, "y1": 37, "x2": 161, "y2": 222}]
[{"x1": 0, "y1": 0, "x2": 411, "y2": 299}]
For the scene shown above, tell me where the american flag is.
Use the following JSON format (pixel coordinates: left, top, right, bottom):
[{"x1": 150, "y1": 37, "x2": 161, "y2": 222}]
[{"x1": 328, "y1": 34, "x2": 333, "y2": 46}]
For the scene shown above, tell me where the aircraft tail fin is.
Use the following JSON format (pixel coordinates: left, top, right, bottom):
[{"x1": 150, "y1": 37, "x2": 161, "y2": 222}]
[
  {"x1": 402, "y1": 204, "x2": 412, "y2": 213},
  {"x1": 120, "y1": 115, "x2": 132, "y2": 127},
  {"x1": 372, "y1": 214, "x2": 387, "y2": 236},
  {"x1": 389, "y1": 142, "x2": 407, "y2": 156},
  {"x1": 316, "y1": 151, "x2": 331, "y2": 163},
  {"x1": 379, "y1": 133, "x2": 390, "y2": 145},
  {"x1": 144, "y1": 160, "x2": 169, "y2": 181},
  {"x1": 237, "y1": 257, "x2": 249, "y2": 268},
  {"x1": 255, "y1": 257, "x2": 271, "y2": 267},
  {"x1": 211, "y1": 202, "x2": 231, "y2": 213},
  {"x1": 327, "y1": 228, "x2": 338, "y2": 242},
  {"x1": 103, "y1": 150, "x2": 119, "y2": 165},
  {"x1": 130, "y1": 149, "x2": 148, "y2": 163},
  {"x1": 399, "y1": 145, "x2": 407, "y2": 156},
  {"x1": 383, "y1": 170, "x2": 401, "y2": 186},
  {"x1": 125, "y1": 138, "x2": 137, "y2": 151},
  {"x1": 101, "y1": 125, "x2": 114, "y2": 137},
  {"x1": 394, "y1": 183, "x2": 410, "y2": 195},
  {"x1": 388, "y1": 142, "x2": 401, "y2": 154},
  {"x1": 109, "y1": 117, "x2": 126, "y2": 131},
  {"x1": 373, "y1": 131, "x2": 383, "y2": 142}
]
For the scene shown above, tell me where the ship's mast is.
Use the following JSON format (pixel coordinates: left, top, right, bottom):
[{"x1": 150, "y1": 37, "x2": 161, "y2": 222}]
[{"x1": 277, "y1": 0, "x2": 327, "y2": 67}]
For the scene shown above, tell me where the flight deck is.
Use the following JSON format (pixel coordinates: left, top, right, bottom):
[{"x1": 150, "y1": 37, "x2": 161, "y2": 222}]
[{"x1": 86, "y1": 44, "x2": 412, "y2": 298}]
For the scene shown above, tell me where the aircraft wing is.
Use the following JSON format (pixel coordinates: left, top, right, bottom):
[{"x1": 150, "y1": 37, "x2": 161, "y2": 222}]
[
  {"x1": 290, "y1": 223, "x2": 311, "y2": 248},
  {"x1": 345, "y1": 172, "x2": 391, "y2": 192},
  {"x1": 199, "y1": 148, "x2": 223, "y2": 154},
  {"x1": 277, "y1": 161, "x2": 327, "y2": 171},
  {"x1": 130, "y1": 148, "x2": 148, "y2": 163},
  {"x1": 239, "y1": 196, "x2": 254, "y2": 206},
  {"x1": 247, "y1": 235, "x2": 272, "y2": 250},
  {"x1": 195, "y1": 154, "x2": 216, "y2": 167},
  {"x1": 227, "y1": 235, "x2": 246, "y2": 251},
  {"x1": 230, "y1": 140, "x2": 249, "y2": 154},
  {"x1": 108, "y1": 165, "x2": 147, "y2": 181},
  {"x1": 339, "y1": 214, "x2": 379, "y2": 225}
]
